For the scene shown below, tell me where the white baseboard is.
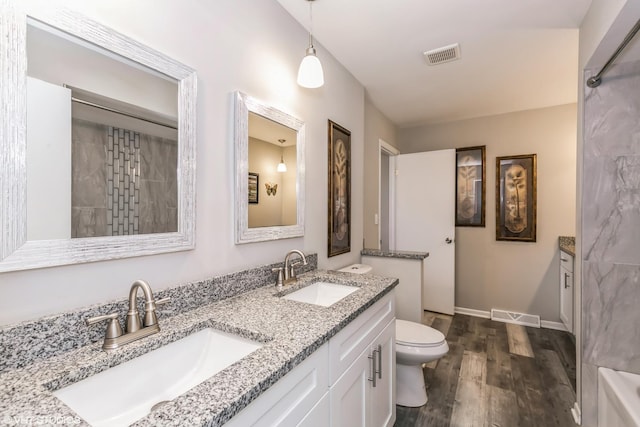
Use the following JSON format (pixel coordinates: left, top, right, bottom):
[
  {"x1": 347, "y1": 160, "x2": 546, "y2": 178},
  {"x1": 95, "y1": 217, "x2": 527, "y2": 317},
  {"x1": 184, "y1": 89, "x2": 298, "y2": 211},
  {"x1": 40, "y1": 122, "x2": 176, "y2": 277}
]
[
  {"x1": 541, "y1": 320, "x2": 568, "y2": 332},
  {"x1": 455, "y1": 306, "x2": 569, "y2": 331},
  {"x1": 454, "y1": 306, "x2": 490, "y2": 318},
  {"x1": 571, "y1": 401, "x2": 582, "y2": 425}
]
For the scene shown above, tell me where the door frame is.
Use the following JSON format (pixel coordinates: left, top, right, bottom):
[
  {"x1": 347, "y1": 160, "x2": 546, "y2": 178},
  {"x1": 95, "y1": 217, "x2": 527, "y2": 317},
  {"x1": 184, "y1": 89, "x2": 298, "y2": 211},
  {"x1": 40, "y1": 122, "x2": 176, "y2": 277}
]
[{"x1": 379, "y1": 139, "x2": 400, "y2": 250}]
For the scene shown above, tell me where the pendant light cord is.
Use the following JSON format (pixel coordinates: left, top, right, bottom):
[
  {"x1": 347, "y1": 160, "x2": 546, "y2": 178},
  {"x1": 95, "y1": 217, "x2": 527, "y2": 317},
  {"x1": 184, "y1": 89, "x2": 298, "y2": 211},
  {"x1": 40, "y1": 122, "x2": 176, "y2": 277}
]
[{"x1": 308, "y1": 0, "x2": 314, "y2": 48}]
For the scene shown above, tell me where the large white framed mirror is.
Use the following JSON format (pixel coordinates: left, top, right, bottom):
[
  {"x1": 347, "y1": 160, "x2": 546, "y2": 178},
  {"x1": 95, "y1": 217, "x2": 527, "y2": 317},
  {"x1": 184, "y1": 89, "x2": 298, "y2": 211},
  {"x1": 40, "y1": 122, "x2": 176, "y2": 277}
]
[
  {"x1": 234, "y1": 92, "x2": 305, "y2": 243},
  {"x1": 0, "y1": 5, "x2": 197, "y2": 272}
]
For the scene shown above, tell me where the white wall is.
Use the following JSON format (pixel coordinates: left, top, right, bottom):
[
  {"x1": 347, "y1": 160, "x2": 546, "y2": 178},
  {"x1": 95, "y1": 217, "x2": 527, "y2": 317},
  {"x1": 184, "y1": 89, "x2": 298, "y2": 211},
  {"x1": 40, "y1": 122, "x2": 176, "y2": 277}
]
[
  {"x1": 26, "y1": 77, "x2": 72, "y2": 240},
  {"x1": 0, "y1": 0, "x2": 365, "y2": 325},
  {"x1": 399, "y1": 104, "x2": 577, "y2": 323}
]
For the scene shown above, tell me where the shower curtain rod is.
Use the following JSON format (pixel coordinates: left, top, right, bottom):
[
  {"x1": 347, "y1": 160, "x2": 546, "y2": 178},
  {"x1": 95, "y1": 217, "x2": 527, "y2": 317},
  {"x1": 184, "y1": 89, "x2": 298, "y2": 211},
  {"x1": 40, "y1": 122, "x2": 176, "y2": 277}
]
[
  {"x1": 587, "y1": 18, "x2": 640, "y2": 88},
  {"x1": 71, "y1": 97, "x2": 178, "y2": 130}
]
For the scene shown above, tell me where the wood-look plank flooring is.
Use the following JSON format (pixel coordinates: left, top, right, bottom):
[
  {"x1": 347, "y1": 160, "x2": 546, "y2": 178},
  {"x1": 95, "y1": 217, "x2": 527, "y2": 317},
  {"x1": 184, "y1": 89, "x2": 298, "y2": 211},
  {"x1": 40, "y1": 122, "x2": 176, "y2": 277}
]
[{"x1": 394, "y1": 312, "x2": 577, "y2": 427}]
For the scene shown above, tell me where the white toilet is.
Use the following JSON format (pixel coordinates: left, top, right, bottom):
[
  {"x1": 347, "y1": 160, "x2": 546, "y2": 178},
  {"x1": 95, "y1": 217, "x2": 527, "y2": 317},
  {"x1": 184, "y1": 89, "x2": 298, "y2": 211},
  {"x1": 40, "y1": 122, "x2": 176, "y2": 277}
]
[
  {"x1": 338, "y1": 263, "x2": 449, "y2": 407},
  {"x1": 395, "y1": 319, "x2": 448, "y2": 406}
]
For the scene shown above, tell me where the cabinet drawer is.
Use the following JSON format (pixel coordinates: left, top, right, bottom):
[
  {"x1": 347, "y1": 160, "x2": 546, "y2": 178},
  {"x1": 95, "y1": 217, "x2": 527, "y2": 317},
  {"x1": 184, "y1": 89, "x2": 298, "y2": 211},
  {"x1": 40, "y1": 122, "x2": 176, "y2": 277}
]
[
  {"x1": 560, "y1": 250, "x2": 574, "y2": 273},
  {"x1": 329, "y1": 292, "x2": 395, "y2": 385},
  {"x1": 225, "y1": 343, "x2": 329, "y2": 427}
]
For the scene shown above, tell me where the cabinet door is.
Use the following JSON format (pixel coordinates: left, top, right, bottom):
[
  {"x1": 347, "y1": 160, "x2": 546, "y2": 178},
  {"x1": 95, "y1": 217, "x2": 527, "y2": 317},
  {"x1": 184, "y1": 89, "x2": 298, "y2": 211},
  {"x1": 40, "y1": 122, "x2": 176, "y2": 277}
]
[
  {"x1": 560, "y1": 266, "x2": 573, "y2": 333},
  {"x1": 370, "y1": 321, "x2": 396, "y2": 427},
  {"x1": 330, "y1": 349, "x2": 371, "y2": 427},
  {"x1": 329, "y1": 292, "x2": 394, "y2": 385}
]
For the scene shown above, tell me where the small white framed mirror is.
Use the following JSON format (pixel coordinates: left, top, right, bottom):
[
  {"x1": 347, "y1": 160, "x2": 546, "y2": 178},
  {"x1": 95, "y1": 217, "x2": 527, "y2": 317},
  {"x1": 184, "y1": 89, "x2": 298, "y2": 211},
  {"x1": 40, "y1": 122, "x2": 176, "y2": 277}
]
[
  {"x1": 234, "y1": 92, "x2": 305, "y2": 243},
  {"x1": 0, "y1": 5, "x2": 197, "y2": 272}
]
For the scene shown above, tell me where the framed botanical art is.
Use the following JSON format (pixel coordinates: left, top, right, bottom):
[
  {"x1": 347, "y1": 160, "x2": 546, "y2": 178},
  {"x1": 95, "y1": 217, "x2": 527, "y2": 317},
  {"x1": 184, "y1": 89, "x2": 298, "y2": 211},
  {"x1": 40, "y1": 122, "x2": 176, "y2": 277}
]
[
  {"x1": 496, "y1": 154, "x2": 537, "y2": 242},
  {"x1": 248, "y1": 172, "x2": 259, "y2": 204},
  {"x1": 455, "y1": 146, "x2": 486, "y2": 226},
  {"x1": 328, "y1": 120, "x2": 351, "y2": 257}
]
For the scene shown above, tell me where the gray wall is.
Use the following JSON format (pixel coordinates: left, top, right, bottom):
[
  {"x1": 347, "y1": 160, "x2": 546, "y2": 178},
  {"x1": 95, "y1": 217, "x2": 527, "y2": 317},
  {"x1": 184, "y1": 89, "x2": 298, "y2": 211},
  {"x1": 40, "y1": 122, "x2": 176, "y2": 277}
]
[{"x1": 398, "y1": 104, "x2": 577, "y2": 323}]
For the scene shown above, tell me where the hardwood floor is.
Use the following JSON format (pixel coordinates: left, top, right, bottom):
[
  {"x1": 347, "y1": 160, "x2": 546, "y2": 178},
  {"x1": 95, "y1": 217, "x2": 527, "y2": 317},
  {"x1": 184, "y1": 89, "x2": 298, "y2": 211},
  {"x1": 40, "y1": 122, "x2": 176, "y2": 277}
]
[{"x1": 394, "y1": 312, "x2": 577, "y2": 427}]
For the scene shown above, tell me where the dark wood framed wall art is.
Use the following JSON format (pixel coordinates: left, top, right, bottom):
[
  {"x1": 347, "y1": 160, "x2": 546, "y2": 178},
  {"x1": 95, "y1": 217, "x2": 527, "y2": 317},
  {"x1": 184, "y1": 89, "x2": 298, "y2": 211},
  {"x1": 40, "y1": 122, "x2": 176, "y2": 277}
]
[
  {"x1": 327, "y1": 120, "x2": 351, "y2": 257},
  {"x1": 455, "y1": 146, "x2": 486, "y2": 227},
  {"x1": 248, "y1": 172, "x2": 259, "y2": 204},
  {"x1": 495, "y1": 154, "x2": 537, "y2": 242}
]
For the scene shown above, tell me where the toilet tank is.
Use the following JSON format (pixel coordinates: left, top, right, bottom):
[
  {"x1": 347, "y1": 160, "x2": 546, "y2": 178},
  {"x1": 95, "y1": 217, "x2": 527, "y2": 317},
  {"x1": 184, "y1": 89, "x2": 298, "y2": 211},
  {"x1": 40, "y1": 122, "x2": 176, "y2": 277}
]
[{"x1": 338, "y1": 264, "x2": 373, "y2": 274}]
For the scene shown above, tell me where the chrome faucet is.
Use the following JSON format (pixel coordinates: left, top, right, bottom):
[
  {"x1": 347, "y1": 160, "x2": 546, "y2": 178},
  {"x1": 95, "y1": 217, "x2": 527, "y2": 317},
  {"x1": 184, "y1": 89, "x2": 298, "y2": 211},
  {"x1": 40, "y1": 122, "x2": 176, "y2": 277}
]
[
  {"x1": 86, "y1": 280, "x2": 169, "y2": 350},
  {"x1": 283, "y1": 250, "x2": 308, "y2": 285}
]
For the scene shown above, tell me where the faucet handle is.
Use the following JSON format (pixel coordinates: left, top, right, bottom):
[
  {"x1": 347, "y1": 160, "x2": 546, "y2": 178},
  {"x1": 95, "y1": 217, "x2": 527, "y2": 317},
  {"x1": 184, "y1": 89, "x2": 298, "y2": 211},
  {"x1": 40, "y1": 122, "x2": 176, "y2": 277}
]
[
  {"x1": 272, "y1": 267, "x2": 284, "y2": 288},
  {"x1": 288, "y1": 261, "x2": 305, "y2": 279},
  {"x1": 143, "y1": 297, "x2": 170, "y2": 328},
  {"x1": 145, "y1": 297, "x2": 170, "y2": 325},
  {"x1": 155, "y1": 297, "x2": 170, "y2": 306},
  {"x1": 86, "y1": 313, "x2": 123, "y2": 339}
]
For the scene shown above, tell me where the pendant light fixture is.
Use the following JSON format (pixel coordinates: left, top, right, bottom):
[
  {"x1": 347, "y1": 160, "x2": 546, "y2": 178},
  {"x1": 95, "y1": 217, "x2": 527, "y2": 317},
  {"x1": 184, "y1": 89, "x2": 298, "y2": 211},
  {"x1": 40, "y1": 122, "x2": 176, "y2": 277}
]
[
  {"x1": 277, "y1": 139, "x2": 287, "y2": 172},
  {"x1": 297, "y1": 0, "x2": 324, "y2": 88}
]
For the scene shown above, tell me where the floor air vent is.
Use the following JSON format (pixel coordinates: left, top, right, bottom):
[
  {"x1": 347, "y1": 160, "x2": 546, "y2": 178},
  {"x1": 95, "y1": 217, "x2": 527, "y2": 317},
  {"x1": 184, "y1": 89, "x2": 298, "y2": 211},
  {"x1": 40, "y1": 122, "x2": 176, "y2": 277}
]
[
  {"x1": 490, "y1": 309, "x2": 541, "y2": 328},
  {"x1": 423, "y1": 43, "x2": 461, "y2": 66}
]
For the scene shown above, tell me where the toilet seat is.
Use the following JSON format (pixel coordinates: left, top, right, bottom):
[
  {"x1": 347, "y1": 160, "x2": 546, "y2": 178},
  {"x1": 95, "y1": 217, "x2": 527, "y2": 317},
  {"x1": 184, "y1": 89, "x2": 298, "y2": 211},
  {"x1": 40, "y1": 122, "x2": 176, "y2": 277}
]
[{"x1": 396, "y1": 319, "x2": 446, "y2": 348}]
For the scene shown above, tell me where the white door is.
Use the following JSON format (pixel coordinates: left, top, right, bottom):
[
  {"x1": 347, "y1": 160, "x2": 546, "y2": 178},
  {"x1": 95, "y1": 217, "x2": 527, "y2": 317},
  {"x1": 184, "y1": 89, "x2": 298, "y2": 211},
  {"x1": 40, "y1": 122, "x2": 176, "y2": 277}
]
[{"x1": 394, "y1": 149, "x2": 455, "y2": 315}]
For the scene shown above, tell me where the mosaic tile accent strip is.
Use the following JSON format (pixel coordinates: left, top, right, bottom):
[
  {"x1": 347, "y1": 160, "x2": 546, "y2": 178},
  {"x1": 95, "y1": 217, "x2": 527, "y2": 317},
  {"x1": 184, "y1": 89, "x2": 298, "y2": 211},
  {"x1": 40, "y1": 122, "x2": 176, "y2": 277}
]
[{"x1": 107, "y1": 127, "x2": 140, "y2": 236}]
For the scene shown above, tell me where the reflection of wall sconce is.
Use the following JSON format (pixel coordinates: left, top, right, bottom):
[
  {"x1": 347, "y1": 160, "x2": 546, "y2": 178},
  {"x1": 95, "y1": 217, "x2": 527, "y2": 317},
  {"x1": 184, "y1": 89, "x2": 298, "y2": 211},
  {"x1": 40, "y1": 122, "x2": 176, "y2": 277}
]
[
  {"x1": 277, "y1": 139, "x2": 287, "y2": 172},
  {"x1": 265, "y1": 182, "x2": 278, "y2": 196}
]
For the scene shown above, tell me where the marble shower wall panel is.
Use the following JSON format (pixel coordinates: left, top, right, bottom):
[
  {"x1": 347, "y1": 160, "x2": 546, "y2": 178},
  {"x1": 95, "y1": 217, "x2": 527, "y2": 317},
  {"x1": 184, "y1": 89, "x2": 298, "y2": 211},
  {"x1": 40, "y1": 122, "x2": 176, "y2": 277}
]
[
  {"x1": 582, "y1": 261, "x2": 640, "y2": 371},
  {"x1": 582, "y1": 58, "x2": 640, "y2": 374},
  {"x1": 583, "y1": 59, "x2": 640, "y2": 265},
  {"x1": 71, "y1": 119, "x2": 108, "y2": 238},
  {"x1": 139, "y1": 134, "x2": 178, "y2": 234},
  {"x1": 71, "y1": 119, "x2": 177, "y2": 237},
  {"x1": 582, "y1": 155, "x2": 640, "y2": 264},
  {"x1": 581, "y1": 362, "x2": 599, "y2": 424}
]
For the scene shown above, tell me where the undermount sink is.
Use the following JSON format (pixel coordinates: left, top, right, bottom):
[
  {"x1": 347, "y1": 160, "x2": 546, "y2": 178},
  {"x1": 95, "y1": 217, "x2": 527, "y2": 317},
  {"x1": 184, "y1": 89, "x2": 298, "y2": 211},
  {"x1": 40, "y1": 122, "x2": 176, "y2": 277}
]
[
  {"x1": 53, "y1": 328, "x2": 262, "y2": 427},
  {"x1": 282, "y1": 281, "x2": 359, "y2": 307}
]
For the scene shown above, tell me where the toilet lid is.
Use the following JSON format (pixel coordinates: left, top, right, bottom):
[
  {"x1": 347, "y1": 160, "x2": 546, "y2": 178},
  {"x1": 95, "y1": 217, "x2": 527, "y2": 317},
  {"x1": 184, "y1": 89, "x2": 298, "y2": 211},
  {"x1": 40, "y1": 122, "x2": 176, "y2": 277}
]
[{"x1": 396, "y1": 319, "x2": 446, "y2": 347}]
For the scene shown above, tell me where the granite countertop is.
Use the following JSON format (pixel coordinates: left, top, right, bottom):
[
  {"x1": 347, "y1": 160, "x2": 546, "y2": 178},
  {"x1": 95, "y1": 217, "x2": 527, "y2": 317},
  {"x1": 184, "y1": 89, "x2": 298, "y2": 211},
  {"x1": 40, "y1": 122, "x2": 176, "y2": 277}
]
[
  {"x1": 0, "y1": 270, "x2": 397, "y2": 426},
  {"x1": 361, "y1": 248, "x2": 429, "y2": 260},
  {"x1": 559, "y1": 236, "x2": 575, "y2": 256}
]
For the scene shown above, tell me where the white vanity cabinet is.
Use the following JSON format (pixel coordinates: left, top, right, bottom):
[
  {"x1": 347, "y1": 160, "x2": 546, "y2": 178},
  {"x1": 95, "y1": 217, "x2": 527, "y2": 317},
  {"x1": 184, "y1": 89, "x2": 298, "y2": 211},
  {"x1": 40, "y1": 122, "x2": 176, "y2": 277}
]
[
  {"x1": 224, "y1": 291, "x2": 396, "y2": 427},
  {"x1": 330, "y1": 321, "x2": 395, "y2": 427},
  {"x1": 224, "y1": 344, "x2": 330, "y2": 427},
  {"x1": 329, "y1": 292, "x2": 396, "y2": 427},
  {"x1": 560, "y1": 250, "x2": 574, "y2": 333}
]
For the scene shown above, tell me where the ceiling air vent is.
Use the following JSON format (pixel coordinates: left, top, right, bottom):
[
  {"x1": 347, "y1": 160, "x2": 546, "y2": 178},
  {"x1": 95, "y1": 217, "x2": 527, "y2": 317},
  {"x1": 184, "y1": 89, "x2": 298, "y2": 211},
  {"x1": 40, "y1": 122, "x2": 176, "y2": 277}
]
[{"x1": 423, "y1": 43, "x2": 461, "y2": 66}]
